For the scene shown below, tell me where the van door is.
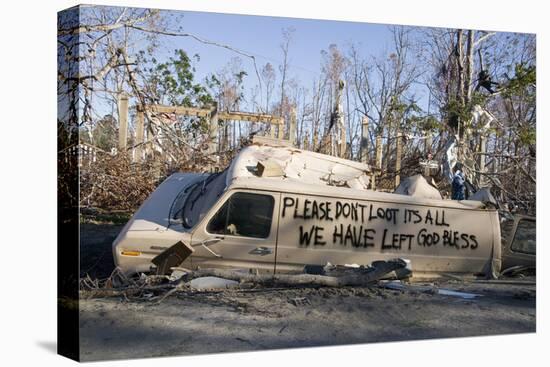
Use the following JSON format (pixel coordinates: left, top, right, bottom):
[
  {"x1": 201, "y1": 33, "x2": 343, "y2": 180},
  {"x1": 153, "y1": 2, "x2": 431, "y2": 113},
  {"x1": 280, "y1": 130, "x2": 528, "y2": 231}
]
[
  {"x1": 502, "y1": 216, "x2": 536, "y2": 269},
  {"x1": 190, "y1": 190, "x2": 280, "y2": 272}
]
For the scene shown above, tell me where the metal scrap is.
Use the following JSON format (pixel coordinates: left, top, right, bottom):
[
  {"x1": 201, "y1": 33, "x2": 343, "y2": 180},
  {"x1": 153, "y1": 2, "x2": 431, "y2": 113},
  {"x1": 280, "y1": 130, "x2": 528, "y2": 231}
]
[
  {"x1": 289, "y1": 297, "x2": 311, "y2": 307},
  {"x1": 380, "y1": 280, "x2": 482, "y2": 299}
]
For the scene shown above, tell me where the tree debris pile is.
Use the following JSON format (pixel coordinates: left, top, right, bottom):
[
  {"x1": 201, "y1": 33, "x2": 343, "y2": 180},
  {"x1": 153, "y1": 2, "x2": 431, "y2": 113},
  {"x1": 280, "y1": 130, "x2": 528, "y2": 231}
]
[
  {"x1": 79, "y1": 258, "x2": 410, "y2": 302},
  {"x1": 79, "y1": 152, "x2": 217, "y2": 211},
  {"x1": 58, "y1": 7, "x2": 536, "y2": 216}
]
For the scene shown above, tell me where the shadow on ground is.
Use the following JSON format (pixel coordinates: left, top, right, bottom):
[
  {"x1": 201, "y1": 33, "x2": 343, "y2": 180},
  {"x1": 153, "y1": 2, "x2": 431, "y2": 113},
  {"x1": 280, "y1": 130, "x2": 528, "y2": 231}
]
[
  {"x1": 80, "y1": 223, "x2": 122, "y2": 279},
  {"x1": 36, "y1": 340, "x2": 57, "y2": 354}
]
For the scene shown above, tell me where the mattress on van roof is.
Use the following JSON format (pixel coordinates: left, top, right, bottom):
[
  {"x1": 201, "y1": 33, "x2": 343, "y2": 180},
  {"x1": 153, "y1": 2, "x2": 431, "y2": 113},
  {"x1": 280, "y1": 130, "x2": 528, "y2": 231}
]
[{"x1": 227, "y1": 145, "x2": 372, "y2": 190}]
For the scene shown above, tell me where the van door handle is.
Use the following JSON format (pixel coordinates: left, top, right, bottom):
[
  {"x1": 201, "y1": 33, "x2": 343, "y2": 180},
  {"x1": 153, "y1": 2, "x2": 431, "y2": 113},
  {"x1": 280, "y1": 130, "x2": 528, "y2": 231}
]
[
  {"x1": 203, "y1": 237, "x2": 223, "y2": 247},
  {"x1": 192, "y1": 238, "x2": 223, "y2": 258},
  {"x1": 249, "y1": 247, "x2": 273, "y2": 256}
]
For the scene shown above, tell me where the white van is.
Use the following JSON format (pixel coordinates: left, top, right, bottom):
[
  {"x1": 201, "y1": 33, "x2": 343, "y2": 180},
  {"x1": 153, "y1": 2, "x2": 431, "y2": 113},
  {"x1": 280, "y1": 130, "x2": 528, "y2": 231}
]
[{"x1": 113, "y1": 144, "x2": 501, "y2": 278}]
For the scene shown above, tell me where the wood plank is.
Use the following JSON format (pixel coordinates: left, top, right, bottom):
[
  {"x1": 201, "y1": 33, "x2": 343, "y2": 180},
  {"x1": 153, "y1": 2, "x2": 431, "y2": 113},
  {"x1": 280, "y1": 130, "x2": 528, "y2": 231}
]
[
  {"x1": 395, "y1": 130, "x2": 402, "y2": 188},
  {"x1": 360, "y1": 117, "x2": 369, "y2": 164},
  {"x1": 149, "y1": 104, "x2": 211, "y2": 117},
  {"x1": 289, "y1": 107, "x2": 297, "y2": 146},
  {"x1": 135, "y1": 111, "x2": 144, "y2": 161},
  {"x1": 117, "y1": 93, "x2": 129, "y2": 151},
  {"x1": 208, "y1": 107, "x2": 219, "y2": 156},
  {"x1": 219, "y1": 111, "x2": 283, "y2": 125},
  {"x1": 147, "y1": 104, "x2": 283, "y2": 125}
]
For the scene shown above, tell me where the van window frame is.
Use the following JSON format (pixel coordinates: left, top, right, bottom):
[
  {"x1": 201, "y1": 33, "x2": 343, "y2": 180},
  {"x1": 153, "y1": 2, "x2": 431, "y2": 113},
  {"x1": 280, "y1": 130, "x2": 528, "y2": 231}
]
[
  {"x1": 510, "y1": 217, "x2": 536, "y2": 255},
  {"x1": 205, "y1": 191, "x2": 275, "y2": 239}
]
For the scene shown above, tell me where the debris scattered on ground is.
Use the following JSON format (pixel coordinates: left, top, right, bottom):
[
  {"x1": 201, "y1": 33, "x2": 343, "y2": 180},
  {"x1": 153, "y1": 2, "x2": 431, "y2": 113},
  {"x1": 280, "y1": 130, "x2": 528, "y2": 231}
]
[
  {"x1": 500, "y1": 265, "x2": 536, "y2": 278},
  {"x1": 168, "y1": 268, "x2": 189, "y2": 282},
  {"x1": 78, "y1": 258, "x2": 540, "y2": 305},
  {"x1": 152, "y1": 241, "x2": 194, "y2": 275},
  {"x1": 188, "y1": 276, "x2": 239, "y2": 290},
  {"x1": 436, "y1": 288, "x2": 481, "y2": 299},
  {"x1": 289, "y1": 297, "x2": 311, "y2": 307},
  {"x1": 380, "y1": 280, "x2": 482, "y2": 299},
  {"x1": 192, "y1": 258, "x2": 408, "y2": 287},
  {"x1": 473, "y1": 279, "x2": 536, "y2": 286},
  {"x1": 79, "y1": 258, "x2": 410, "y2": 302},
  {"x1": 512, "y1": 290, "x2": 534, "y2": 300}
]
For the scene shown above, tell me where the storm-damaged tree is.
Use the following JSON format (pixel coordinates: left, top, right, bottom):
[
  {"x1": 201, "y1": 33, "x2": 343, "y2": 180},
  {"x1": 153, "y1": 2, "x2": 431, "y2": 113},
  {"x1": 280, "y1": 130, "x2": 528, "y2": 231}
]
[
  {"x1": 59, "y1": 6, "x2": 537, "y2": 214},
  {"x1": 138, "y1": 49, "x2": 215, "y2": 165},
  {"x1": 348, "y1": 27, "x2": 421, "y2": 185},
  {"x1": 418, "y1": 27, "x2": 535, "y2": 211},
  {"x1": 315, "y1": 44, "x2": 348, "y2": 156},
  {"x1": 486, "y1": 40, "x2": 536, "y2": 213},
  {"x1": 58, "y1": 6, "x2": 260, "y2": 210},
  {"x1": 261, "y1": 62, "x2": 276, "y2": 114},
  {"x1": 58, "y1": 6, "x2": 263, "y2": 157},
  {"x1": 276, "y1": 27, "x2": 295, "y2": 139},
  {"x1": 205, "y1": 57, "x2": 248, "y2": 154}
]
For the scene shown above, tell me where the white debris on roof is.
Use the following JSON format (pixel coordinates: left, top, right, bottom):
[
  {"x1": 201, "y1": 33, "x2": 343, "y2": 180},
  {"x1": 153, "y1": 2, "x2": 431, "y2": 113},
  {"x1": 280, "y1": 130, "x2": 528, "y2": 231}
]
[
  {"x1": 469, "y1": 187, "x2": 498, "y2": 207},
  {"x1": 227, "y1": 144, "x2": 372, "y2": 190},
  {"x1": 394, "y1": 174, "x2": 443, "y2": 200}
]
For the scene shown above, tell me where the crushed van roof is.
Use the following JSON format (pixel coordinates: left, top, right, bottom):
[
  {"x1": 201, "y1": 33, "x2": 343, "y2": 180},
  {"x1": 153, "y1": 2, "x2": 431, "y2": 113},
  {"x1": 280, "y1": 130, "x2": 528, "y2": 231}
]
[
  {"x1": 225, "y1": 144, "x2": 488, "y2": 211},
  {"x1": 227, "y1": 144, "x2": 372, "y2": 190}
]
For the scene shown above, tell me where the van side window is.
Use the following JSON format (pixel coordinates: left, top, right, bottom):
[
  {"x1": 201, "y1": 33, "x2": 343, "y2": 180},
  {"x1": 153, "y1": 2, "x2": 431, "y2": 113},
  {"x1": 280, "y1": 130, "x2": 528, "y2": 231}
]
[
  {"x1": 511, "y1": 219, "x2": 536, "y2": 255},
  {"x1": 207, "y1": 192, "x2": 274, "y2": 238}
]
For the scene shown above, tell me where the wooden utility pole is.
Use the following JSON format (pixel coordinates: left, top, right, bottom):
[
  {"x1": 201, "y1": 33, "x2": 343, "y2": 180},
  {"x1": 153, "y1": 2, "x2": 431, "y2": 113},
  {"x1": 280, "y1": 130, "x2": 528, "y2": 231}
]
[
  {"x1": 478, "y1": 135, "x2": 487, "y2": 187},
  {"x1": 336, "y1": 80, "x2": 346, "y2": 158},
  {"x1": 372, "y1": 133, "x2": 383, "y2": 189},
  {"x1": 425, "y1": 131, "x2": 433, "y2": 154},
  {"x1": 375, "y1": 134, "x2": 383, "y2": 171},
  {"x1": 289, "y1": 107, "x2": 297, "y2": 146},
  {"x1": 303, "y1": 131, "x2": 310, "y2": 151},
  {"x1": 208, "y1": 102, "x2": 219, "y2": 156},
  {"x1": 360, "y1": 117, "x2": 369, "y2": 164},
  {"x1": 135, "y1": 108, "x2": 144, "y2": 161},
  {"x1": 117, "y1": 93, "x2": 129, "y2": 152},
  {"x1": 465, "y1": 30, "x2": 475, "y2": 104},
  {"x1": 395, "y1": 130, "x2": 403, "y2": 188},
  {"x1": 339, "y1": 110, "x2": 346, "y2": 158}
]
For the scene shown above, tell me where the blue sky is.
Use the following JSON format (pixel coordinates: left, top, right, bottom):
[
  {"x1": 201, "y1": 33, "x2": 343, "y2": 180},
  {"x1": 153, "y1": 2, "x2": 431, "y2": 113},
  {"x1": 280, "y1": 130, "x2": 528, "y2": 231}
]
[
  {"x1": 77, "y1": 6, "x2": 525, "y2": 122},
  {"x1": 152, "y1": 9, "x2": 413, "y2": 107},
  {"x1": 170, "y1": 9, "x2": 393, "y2": 76}
]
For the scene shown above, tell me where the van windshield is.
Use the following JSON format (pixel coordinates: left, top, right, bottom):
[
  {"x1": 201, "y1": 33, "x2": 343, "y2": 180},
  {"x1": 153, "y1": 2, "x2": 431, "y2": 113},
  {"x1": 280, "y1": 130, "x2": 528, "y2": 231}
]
[
  {"x1": 207, "y1": 192, "x2": 275, "y2": 238},
  {"x1": 511, "y1": 219, "x2": 536, "y2": 255},
  {"x1": 173, "y1": 170, "x2": 228, "y2": 229}
]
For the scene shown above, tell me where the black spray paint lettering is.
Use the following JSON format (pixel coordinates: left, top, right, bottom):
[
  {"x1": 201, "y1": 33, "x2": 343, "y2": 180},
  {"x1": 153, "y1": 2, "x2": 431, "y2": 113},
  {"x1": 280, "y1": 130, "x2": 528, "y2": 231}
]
[
  {"x1": 283, "y1": 197, "x2": 334, "y2": 221},
  {"x1": 298, "y1": 225, "x2": 326, "y2": 246},
  {"x1": 368, "y1": 205, "x2": 400, "y2": 224},
  {"x1": 417, "y1": 228, "x2": 440, "y2": 247},
  {"x1": 282, "y1": 197, "x2": 295, "y2": 218},
  {"x1": 332, "y1": 223, "x2": 375, "y2": 248},
  {"x1": 442, "y1": 230, "x2": 478, "y2": 249},
  {"x1": 403, "y1": 209, "x2": 423, "y2": 224},
  {"x1": 285, "y1": 195, "x2": 480, "y2": 252},
  {"x1": 380, "y1": 229, "x2": 414, "y2": 250},
  {"x1": 335, "y1": 201, "x2": 368, "y2": 222},
  {"x1": 424, "y1": 209, "x2": 450, "y2": 227}
]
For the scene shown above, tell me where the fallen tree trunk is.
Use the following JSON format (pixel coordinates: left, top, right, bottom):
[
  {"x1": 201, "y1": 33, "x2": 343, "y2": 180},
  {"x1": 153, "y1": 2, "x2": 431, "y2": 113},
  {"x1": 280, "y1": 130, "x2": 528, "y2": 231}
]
[
  {"x1": 194, "y1": 259, "x2": 407, "y2": 287},
  {"x1": 79, "y1": 259, "x2": 408, "y2": 299},
  {"x1": 79, "y1": 283, "x2": 184, "y2": 299}
]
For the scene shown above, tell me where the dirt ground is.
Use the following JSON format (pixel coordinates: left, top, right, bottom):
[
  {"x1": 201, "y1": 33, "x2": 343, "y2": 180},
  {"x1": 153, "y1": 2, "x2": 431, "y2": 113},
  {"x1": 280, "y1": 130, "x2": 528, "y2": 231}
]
[
  {"x1": 78, "y1": 223, "x2": 536, "y2": 362},
  {"x1": 80, "y1": 223, "x2": 122, "y2": 279}
]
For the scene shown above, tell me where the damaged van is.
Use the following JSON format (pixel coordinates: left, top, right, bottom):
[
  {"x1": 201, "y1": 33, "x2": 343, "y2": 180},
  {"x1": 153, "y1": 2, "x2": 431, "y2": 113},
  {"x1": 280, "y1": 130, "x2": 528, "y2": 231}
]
[{"x1": 113, "y1": 144, "x2": 502, "y2": 278}]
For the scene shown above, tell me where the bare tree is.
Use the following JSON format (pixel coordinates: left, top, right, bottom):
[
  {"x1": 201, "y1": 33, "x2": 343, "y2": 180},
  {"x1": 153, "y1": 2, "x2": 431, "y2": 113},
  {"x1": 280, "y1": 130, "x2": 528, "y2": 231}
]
[{"x1": 348, "y1": 26, "x2": 420, "y2": 179}]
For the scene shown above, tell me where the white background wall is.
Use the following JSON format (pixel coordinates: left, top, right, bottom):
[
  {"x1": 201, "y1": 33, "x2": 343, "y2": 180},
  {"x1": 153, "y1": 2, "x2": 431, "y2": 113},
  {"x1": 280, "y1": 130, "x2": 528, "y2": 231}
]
[{"x1": 0, "y1": 0, "x2": 547, "y2": 366}]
